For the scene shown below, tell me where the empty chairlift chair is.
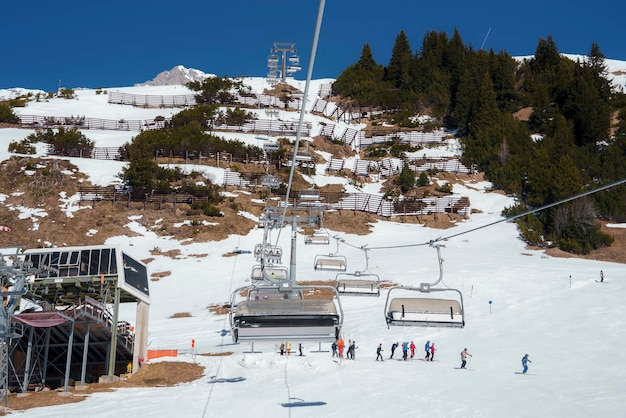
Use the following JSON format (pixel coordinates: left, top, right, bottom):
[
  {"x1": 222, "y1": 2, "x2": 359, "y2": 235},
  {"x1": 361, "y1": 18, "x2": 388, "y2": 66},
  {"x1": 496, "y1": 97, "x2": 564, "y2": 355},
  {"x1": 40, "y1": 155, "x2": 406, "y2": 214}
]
[
  {"x1": 305, "y1": 230, "x2": 330, "y2": 245},
  {"x1": 313, "y1": 235, "x2": 347, "y2": 272},
  {"x1": 335, "y1": 247, "x2": 380, "y2": 296},
  {"x1": 250, "y1": 264, "x2": 289, "y2": 284},
  {"x1": 384, "y1": 285, "x2": 465, "y2": 328},
  {"x1": 229, "y1": 283, "x2": 344, "y2": 343},
  {"x1": 383, "y1": 243, "x2": 465, "y2": 328}
]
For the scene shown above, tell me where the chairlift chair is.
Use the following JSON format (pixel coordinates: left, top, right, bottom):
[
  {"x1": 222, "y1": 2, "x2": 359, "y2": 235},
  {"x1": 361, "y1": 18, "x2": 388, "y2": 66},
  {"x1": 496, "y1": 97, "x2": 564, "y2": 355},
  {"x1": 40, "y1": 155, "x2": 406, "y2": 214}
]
[
  {"x1": 384, "y1": 285, "x2": 465, "y2": 328},
  {"x1": 254, "y1": 243, "x2": 283, "y2": 264},
  {"x1": 250, "y1": 264, "x2": 289, "y2": 284},
  {"x1": 313, "y1": 235, "x2": 347, "y2": 272},
  {"x1": 260, "y1": 175, "x2": 280, "y2": 188},
  {"x1": 263, "y1": 141, "x2": 279, "y2": 152},
  {"x1": 304, "y1": 230, "x2": 330, "y2": 245},
  {"x1": 383, "y1": 243, "x2": 465, "y2": 328},
  {"x1": 335, "y1": 247, "x2": 380, "y2": 296},
  {"x1": 229, "y1": 283, "x2": 344, "y2": 343},
  {"x1": 298, "y1": 188, "x2": 320, "y2": 201}
]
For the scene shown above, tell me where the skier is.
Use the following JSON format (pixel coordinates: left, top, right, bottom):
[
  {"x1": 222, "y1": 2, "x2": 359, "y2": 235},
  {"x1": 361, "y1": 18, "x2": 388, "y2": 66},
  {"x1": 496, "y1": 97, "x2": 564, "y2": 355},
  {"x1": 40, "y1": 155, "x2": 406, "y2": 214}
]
[
  {"x1": 337, "y1": 338, "x2": 345, "y2": 358},
  {"x1": 286, "y1": 342, "x2": 291, "y2": 356},
  {"x1": 402, "y1": 342, "x2": 409, "y2": 360},
  {"x1": 331, "y1": 340, "x2": 338, "y2": 357},
  {"x1": 280, "y1": 343, "x2": 285, "y2": 356},
  {"x1": 346, "y1": 340, "x2": 356, "y2": 359},
  {"x1": 429, "y1": 342, "x2": 436, "y2": 361},
  {"x1": 409, "y1": 341, "x2": 416, "y2": 359},
  {"x1": 600, "y1": 270, "x2": 605, "y2": 283},
  {"x1": 350, "y1": 341, "x2": 358, "y2": 360},
  {"x1": 376, "y1": 343, "x2": 384, "y2": 361},
  {"x1": 460, "y1": 348, "x2": 472, "y2": 369},
  {"x1": 521, "y1": 354, "x2": 532, "y2": 374},
  {"x1": 424, "y1": 340, "x2": 431, "y2": 360},
  {"x1": 390, "y1": 342, "x2": 399, "y2": 359},
  {"x1": 299, "y1": 343, "x2": 303, "y2": 356}
]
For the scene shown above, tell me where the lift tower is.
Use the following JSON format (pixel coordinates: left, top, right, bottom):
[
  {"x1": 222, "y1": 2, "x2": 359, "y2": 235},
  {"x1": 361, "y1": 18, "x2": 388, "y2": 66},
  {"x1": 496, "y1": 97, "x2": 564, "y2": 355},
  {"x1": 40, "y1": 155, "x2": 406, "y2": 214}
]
[{"x1": 267, "y1": 42, "x2": 301, "y2": 84}]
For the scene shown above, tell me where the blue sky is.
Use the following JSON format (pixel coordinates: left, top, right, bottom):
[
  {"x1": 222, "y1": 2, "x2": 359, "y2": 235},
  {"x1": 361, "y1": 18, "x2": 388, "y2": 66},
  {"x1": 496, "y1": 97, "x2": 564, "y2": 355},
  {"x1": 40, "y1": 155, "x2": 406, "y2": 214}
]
[{"x1": 3, "y1": 0, "x2": 625, "y2": 92}]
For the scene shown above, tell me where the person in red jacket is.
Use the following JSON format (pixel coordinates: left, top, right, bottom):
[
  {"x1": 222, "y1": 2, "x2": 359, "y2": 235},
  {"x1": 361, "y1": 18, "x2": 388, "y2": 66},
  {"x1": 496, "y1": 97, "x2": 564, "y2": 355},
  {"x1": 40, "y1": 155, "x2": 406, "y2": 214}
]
[
  {"x1": 409, "y1": 341, "x2": 416, "y2": 359},
  {"x1": 429, "y1": 342, "x2": 436, "y2": 361}
]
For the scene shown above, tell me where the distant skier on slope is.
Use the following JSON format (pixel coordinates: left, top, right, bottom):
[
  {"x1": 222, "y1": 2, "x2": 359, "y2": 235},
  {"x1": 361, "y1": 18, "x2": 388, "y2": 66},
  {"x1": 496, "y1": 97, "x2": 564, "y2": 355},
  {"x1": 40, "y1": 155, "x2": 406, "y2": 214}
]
[
  {"x1": 390, "y1": 342, "x2": 399, "y2": 359},
  {"x1": 429, "y1": 342, "x2": 436, "y2": 361},
  {"x1": 337, "y1": 338, "x2": 345, "y2": 358},
  {"x1": 521, "y1": 354, "x2": 532, "y2": 374},
  {"x1": 600, "y1": 270, "x2": 605, "y2": 283},
  {"x1": 402, "y1": 342, "x2": 409, "y2": 360},
  {"x1": 424, "y1": 340, "x2": 431, "y2": 360},
  {"x1": 349, "y1": 340, "x2": 357, "y2": 360},
  {"x1": 376, "y1": 343, "x2": 384, "y2": 361},
  {"x1": 460, "y1": 348, "x2": 472, "y2": 369}
]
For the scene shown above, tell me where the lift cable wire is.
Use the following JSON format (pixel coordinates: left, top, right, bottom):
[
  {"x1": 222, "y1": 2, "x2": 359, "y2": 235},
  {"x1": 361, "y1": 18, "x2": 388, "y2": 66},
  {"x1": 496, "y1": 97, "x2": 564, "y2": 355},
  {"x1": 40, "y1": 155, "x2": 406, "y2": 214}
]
[
  {"x1": 358, "y1": 177, "x2": 626, "y2": 251},
  {"x1": 274, "y1": 0, "x2": 326, "y2": 247}
]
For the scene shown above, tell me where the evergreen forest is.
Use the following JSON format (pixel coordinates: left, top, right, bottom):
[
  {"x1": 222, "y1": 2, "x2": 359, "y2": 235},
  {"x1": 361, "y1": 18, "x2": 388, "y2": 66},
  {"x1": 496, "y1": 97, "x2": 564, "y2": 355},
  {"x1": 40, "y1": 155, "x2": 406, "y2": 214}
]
[{"x1": 334, "y1": 29, "x2": 626, "y2": 254}]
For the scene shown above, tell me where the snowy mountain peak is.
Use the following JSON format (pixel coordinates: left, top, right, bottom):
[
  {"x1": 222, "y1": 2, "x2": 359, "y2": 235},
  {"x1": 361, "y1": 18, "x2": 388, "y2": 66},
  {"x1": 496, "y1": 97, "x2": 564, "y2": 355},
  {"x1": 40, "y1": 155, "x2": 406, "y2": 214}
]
[{"x1": 137, "y1": 65, "x2": 215, "y2": 87}]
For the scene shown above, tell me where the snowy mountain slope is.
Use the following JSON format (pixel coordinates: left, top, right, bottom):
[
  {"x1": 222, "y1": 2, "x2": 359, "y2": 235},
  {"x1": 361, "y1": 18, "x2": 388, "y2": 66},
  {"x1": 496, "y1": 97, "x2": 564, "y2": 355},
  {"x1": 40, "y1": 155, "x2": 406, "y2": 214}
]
[{"x1": 0, "y1": 75, "x2": 625, "y2": 417}]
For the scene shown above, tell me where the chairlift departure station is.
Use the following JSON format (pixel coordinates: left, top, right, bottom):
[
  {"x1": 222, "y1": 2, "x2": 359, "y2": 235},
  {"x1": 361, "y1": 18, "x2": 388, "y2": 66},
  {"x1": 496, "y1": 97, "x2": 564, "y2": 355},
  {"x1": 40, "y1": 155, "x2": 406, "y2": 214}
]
[
  {"x1": 230, "y1": 188, "x2": 344, "y2": 344},
  {"x1": 335, "y1": 246, "x2": 380, "y2": 296},
  {"x1": 384, "y1": 243, "x2": 465, "y2": 328},
  {"x1": 231, "y1": 223, "x2": 344, "y2": 343}
]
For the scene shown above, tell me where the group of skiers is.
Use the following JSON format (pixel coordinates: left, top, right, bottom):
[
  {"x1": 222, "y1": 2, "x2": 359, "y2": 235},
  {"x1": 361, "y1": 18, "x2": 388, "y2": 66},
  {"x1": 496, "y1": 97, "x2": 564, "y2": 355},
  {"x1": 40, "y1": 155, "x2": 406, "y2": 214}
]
[
  {"x1": 331, "y1": 338, "x2": 358, "y2": 359},
  {"x1": 377, "y1": 341, "x2": 435, "y2": 361},
  {"x1": 385, "y1": 341, "x2": 422, "y2": 361},
  {"x1": 371, "y1": 341, "x2": 532, "y2": 373},
  {"x1": 279, "y1": 342, "x2": 304, "y2": 356}
]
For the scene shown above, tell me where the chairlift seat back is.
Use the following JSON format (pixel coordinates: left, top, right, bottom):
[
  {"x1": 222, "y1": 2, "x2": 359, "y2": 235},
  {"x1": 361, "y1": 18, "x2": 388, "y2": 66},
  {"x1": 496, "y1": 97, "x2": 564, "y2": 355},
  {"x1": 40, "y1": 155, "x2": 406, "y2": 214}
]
[{"x1": 386, "y1": 297, "x2": 464, "y2": 327}]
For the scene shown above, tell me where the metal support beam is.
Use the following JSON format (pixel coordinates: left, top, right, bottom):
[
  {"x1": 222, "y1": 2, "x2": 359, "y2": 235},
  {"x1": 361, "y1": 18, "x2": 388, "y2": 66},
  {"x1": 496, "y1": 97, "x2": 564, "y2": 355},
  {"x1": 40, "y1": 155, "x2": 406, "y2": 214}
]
[
  {"x1": 22, "y1": 326, "x2": 34, "y2": 392},
  {"x1": 107, "y1": 286, "x2": 121, "y2": 376},
  {"x1": 41, "y1": 328, "x2": 50, "y2": 388},
  {"x1": 80, "y1": 325, "x2": 90, "y2": 385},
  {"x1": 133, "y1": 301, "x2": 149, "y2": 373},
  {"x1": 63, "y1": 322, "x2": 74, "y2": 392}
]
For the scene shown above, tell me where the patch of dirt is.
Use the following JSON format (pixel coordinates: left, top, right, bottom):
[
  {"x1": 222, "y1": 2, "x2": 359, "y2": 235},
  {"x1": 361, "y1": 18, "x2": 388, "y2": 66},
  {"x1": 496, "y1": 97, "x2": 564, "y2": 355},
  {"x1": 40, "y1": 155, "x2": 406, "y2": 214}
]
[
  {"x1": 311, "y1": 134, "x2": 356, "y2": 159},
  {"x1": 513, "y1": 106, "x2": 533, "y2": 122},
  {"x1": 208, "y1": 303, "x2": 230, "y2": 315},
  {"x1": 0, "y1": 157, "x2": 258, "y2": 249},
  {"x1": 151, "y1": 248, "x2": 181, "y2": 258},
  {"x1": 540, "y1": 221, "x2": 626, "y2": 264},
  {"x1": 2, "y1": 362, "x2": 204, "y2": 414},
  {"x1": 322, "y1": 210, "x2": 377, "y2": 235},
  {"x1": 170, "y1": 312, "x2": 192, "y2": 318},
  {"x1": 262, "y1": 82, "x2": 302, "y2": 97},
  {"x1": 390, "y1": 212, "x2": 466, "y2": 229},
  {"x1": 150, "y1": 270, "x2": 171, "y2": 281}
]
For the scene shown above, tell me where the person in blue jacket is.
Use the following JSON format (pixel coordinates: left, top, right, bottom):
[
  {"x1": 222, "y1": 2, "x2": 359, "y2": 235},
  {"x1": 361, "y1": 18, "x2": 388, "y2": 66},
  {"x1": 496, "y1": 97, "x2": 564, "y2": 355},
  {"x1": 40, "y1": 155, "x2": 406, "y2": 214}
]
[
  {"x1": 402, "y1": 342, "x2": 409, "y2": 360},
  {"x1": 424, "y1": 340, "x2": 431, "y2": 360},
  {"x1": 521, "y1": 354, "x2": 532, "y2": 374}
]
